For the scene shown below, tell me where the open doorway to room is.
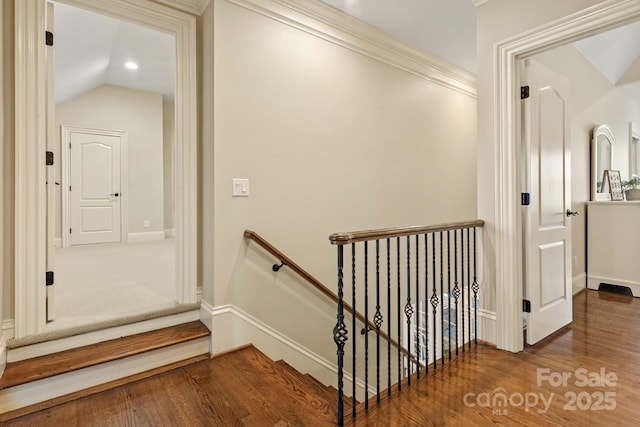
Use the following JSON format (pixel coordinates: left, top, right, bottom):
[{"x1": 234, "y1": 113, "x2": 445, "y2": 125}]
[
  {"x1": 44, "y1": 1, "x2": 177, "y2": 333},
  {"x1": 13, "y1": 0, "x2": 197, "y2": 340}
]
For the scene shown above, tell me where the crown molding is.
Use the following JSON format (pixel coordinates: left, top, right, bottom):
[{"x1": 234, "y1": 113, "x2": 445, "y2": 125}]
[
  {"x1": 471, "y1": 0, "x2": 492, "y2": 7},
  {"x1": 225, "y1": 0, "x2": 477, "y2": 98},
  {"x1": 154, "y1": 0, "x2": 211, "y2": 15}
]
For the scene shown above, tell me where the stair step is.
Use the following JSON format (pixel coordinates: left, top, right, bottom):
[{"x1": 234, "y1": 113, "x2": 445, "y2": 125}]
[
  {"x1": 0, "y1": 321, "x2": 210, "y2": 390},
  {"x1": 274, "y1": 360, "x2": 348, "y2": 410}
]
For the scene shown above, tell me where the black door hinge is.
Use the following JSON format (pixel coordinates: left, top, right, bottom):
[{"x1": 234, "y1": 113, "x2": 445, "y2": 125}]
[
  {"x1": 521, "y1": 86, "x2": 530, "y2": 99},
  {"x1": 46, "y1": 31, "x2": 53, "y2": 46},
  {"x1": 523, "y1": 299, "x2": 531, "y2": 313},
  {"x1": 46, "y1": 271, "x2": 54, "y2": 286},
  {"x1": 46, "y1": 151, "x2": 54, "y2": 166},
  {"x1": 521, "y1": 193, "x2": 530, "y2": 206}
]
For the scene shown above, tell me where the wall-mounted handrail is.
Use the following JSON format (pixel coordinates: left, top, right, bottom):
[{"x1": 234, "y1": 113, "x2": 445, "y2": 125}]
[
  {"x1": 243, "y1": 230, "x2": 403, "y2": 351},
  {"x1": 329, "y1": 220, "x2": 485, "y2": 245}
]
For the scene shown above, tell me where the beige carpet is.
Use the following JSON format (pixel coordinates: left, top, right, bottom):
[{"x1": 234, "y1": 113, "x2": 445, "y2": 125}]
[{"x1": 44, "y1": 238, "x2": 178, "y2": 334}]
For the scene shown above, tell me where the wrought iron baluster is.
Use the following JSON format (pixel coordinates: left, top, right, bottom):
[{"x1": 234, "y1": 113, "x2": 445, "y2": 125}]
[
  {"x1": 424, "y1": 233, "x2": 429, "y2": 373},
  {"x1": 473, "y1": 227, "x2": 479, "y2": 345},
  {"x1": 334, "y1": 246, "x2": 347, "y2": 427},
  {"x1": 374, "y1": 240, "x2": 383, "y2": 404},
  {"x1": 467, "y1": 228, "x2": 471, "y2": 350},
  {"x1": 440, "y1": 232, "x2": 444, "y2": 366},
  {"x1": 404, "y1": 236, "x2": 413, "y2": 385},
  {"x1": 386, "y1": 238, "x2": 391, "y2": 396},
  {"x1": 430, "y1": 233, "x2": 438, "y2": 370},
  {"x1": 447, "y1": 230, "x2": 451, "y2": 360},
  {"x1": 415, "y1": 234, "x2": 420, "y2": 379},
  {"x1": 364, "y1": 241, "x2": 369, "y2": 409},
  {"x1": 396, "y1": 237, "x2": 402, "y2": 390},
  {"x1": 461, "y1": 228, "x2": 465, "y2": 353},
  {"x1": 453, "y1": 230, "x2": 460, "y2": 356},
  {"x1": 351, "y1": 243, "x2": 356, "y2": 417}
]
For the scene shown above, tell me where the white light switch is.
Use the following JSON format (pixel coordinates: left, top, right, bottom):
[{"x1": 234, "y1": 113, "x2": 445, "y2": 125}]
[{"x1": 232, "y1": 178, "x2": 250, "y2": 197}]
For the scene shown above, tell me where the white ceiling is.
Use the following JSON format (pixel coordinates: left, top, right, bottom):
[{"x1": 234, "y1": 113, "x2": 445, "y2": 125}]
[
  {"x1": 54, "y1": 2, "x2": 174, "y2": 104},
  {"x1": 55, "y1": 0, "x2": 640, "y2": 105}
]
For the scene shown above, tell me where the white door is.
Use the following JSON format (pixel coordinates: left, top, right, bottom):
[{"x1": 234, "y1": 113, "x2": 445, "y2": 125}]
[
  {"x1": 522, "y1": 59, "x2": 573, "y2": 345},
  {"x1": 69, "y1": 130, "x2": 122, "y2": 245}
]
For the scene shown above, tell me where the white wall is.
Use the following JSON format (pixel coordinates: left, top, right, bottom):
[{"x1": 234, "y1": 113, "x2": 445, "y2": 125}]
[
  {"x1": 56, "y1": 84, "x2": 165, "y2": 237},
  {"x1": 202, "y1": 0, "x2": 478, "y2": 361},
  {"x1": 533, "y1": 44, "x2": 640, "y2": 286}
]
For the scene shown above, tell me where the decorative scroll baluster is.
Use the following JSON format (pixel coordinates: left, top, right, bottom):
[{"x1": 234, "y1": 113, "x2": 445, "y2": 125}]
[
  {"x1": 351, "y1": 243, "x2": 356, "y2": 416},
  {"x1": 386, "y1": 238, "x2": 391, "y2": 396},
  {"x1": 430, "y1": 233, "x2": 438, "y2": 370},
  {"x1": 333, "y1": 246, "x2": 347, "y2": 427},
  {"x1": 439, "y1": 232, "x2": 444, "y2": 366},
  {"x1": 424, "y1": 233, "x2": 429, "y2": 373},
  {"x1": 405, "y1": 237, "x2": 413, "y2": 385},
  {"x1": 473, "y1": 227, "x2": 479, "y2": 345},
  {"x1": 364, "y1": 241, "x2": 369, "y2": 409},
  {"x1": 453, "y1": 230, "x2": 460, "y2": 356},
  {"x1": 374, "y1": 240, "x2": 383, "y2": 403}
]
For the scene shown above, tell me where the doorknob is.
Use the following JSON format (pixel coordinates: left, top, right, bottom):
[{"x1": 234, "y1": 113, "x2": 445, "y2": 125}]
[
  {"x1": 110, "y1": 192, "x2": 120, "y2": 197},
  {"x1": 566, "y1": 209, "x2": 579, "y2": 217}
]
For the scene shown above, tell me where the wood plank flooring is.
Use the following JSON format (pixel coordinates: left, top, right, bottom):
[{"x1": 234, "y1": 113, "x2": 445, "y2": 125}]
[{"x1": 4, "y1": 289, "x2": 640, "y2": 426}]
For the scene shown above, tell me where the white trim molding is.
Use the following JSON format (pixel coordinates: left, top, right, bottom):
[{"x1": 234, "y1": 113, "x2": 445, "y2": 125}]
[
  {"x1": 471, "y1": 0, "x2": 492, "y2": 7},
  {"x1": 154, "y1": 0, "x2": 210, "y2": 15},
  {"x1": 493, "y1": 0, "x2": 640, "y2": 352},
  {"x1": 202, "y1": 303, "x2": 367, "y2": 398},
  {"x1": 225, "y1": 0, "x2": 477, "y2": 98},
  {"x1": 573, "y1": 273, "x2": 587, "y2": 295},
  {"x1": 128, "y1": 231, "x2": 166, "y2": 243},
  {"x1": 478, "y1": 309, "x2": 496, "y2": 345},
  {"x1": 14, "y1": 0, "x2": 199, "y2": 338}
]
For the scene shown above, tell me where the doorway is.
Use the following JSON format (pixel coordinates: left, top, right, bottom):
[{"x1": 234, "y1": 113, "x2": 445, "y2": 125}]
[
  {"x1": 493, "y1": 1, "x2": 640, "y2": 352},
  {"x1": 13, "y1": 0, "x2": 198, "y2": 339}
]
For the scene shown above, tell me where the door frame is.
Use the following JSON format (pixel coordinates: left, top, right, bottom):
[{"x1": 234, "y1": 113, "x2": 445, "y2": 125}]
[
  {"x1": 493, "y1": 0, "x2": 640, "y2": 352},
  {"x1": 14, "y1": 0, "x2": 198, "y2": 338},
  {"x1": 61, "y1": 125, "x2": 128, "y2": 248}
]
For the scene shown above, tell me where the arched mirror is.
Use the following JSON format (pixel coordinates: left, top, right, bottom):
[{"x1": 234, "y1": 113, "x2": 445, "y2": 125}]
[
  {"x1": 591, "y1": 125, "x2": 615, "y2": 201},
  {"x1": 630, "y1": 122, "x2": 640, "y2": 179}
]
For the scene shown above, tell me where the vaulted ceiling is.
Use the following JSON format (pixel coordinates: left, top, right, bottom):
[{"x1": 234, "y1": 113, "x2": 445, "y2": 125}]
[{"x1": 55, "y1": 0, "x2": 640, "y2": 105}]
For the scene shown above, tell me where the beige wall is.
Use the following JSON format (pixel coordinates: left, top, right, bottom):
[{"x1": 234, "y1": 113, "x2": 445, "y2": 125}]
[
  {"x1": 56, "y1": 84, "x2": 165, "y2": 237},
  {"x1": 534, "y1": 45, "x2": 640, "y2": 282},
  {"x1": 202, "y1": 0, "x2": 477, "y2": 358},
  {"x1": 476, "y1": 0, "x2": 606, "y2": 313}
]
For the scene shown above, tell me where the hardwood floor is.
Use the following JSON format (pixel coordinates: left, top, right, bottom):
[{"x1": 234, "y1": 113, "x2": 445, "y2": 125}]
[{"x1": 4, "y1": 289, "x2": 640, "y2": 426}]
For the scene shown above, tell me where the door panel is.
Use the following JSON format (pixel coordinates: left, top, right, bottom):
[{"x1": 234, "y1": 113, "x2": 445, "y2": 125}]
[
  {"x1": 70, "y1": 132, "x2": 122, "y2": 245},
  {"x1": 523, "y1": 59, "x2": 573, "y2": 345}
]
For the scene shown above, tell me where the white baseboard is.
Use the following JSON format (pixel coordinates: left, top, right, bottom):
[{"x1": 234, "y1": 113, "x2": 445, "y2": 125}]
[
  {"x1": 0, "y1": 336, "x2": 209, "y2": 415},
  {"x1": 202, "y1": 303, "x2": 366, "y2": 398},
  {"x1": 3, "y1": 319, "x2": 15, "y2": 341},
  {"x1": 164, "y1": 228, "x2": 176, "y2": 238},
  {"x1": 127, "y1": 231, "x2": 165, "y2": 243},
  {"x1": 0, "y1": 335, "x2": 6, "y2": 380},
  {"x1": 573, "y1": 273, "x2": 587, "y2": 295},
  {"x1": 587, "y1": 274, "x2": 640, "y2": 296},
  {"x1": 478, "y1": 309, "x2": 496, "y2": 345}
]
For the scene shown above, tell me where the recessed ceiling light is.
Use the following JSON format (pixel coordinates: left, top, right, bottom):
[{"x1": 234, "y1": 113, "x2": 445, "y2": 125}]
[{"x1": 125, "y1": 61, "x2": 138, "y2": 70}]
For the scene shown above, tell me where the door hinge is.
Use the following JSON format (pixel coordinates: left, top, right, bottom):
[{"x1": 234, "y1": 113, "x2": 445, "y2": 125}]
[
  {"x1": 45, "y1": 31, "x2": 53, "y2": 46},
  {"x1": 521, "y1": 85, "x2": 530, "y2": 99},
  {"x1": 46, "y1": 151, "x2": 54, "y2": 166},
  {"x1": 523, "y1": 299, "x2": 531, "y2": 313},
  {"x1": 46, "y1": 271, "x2": 54, "y2": 286},
  {"x1": 521, "y1": 193, "x2": 530, "y2": 206},
  {"x1": 70, "y1": 228, "x2": 72, "y2": 234}
]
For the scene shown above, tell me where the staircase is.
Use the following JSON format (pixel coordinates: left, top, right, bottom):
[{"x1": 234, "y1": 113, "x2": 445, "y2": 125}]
[
  {"x1": 0, "y1": 320, "x2": 210, "y2": 421},
  {"x1": 1, "y1": 345, "x2": 350, "y2": 425}
]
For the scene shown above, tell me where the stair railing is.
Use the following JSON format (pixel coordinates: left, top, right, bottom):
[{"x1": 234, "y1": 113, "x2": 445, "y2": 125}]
[
  {"x1": 243, "y1": 230, "x2": 405, "y2": 353},
  {"x1": 330, "y1": 220, "x2": 484, "y2": 426}
]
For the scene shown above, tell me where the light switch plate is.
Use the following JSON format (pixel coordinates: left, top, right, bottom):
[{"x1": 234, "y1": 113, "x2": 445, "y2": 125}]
[{"x1": 232, "y1": 178, "x2": 250, "y2": 197}]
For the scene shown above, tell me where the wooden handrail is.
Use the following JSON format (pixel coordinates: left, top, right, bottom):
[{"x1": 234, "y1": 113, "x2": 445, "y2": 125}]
[
  {"x1": 329, "y1": 220, "x2": 485, "y2": 245},
  {"x1": 243, "y1": 230, "x2": 402, "y2": 351}
]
